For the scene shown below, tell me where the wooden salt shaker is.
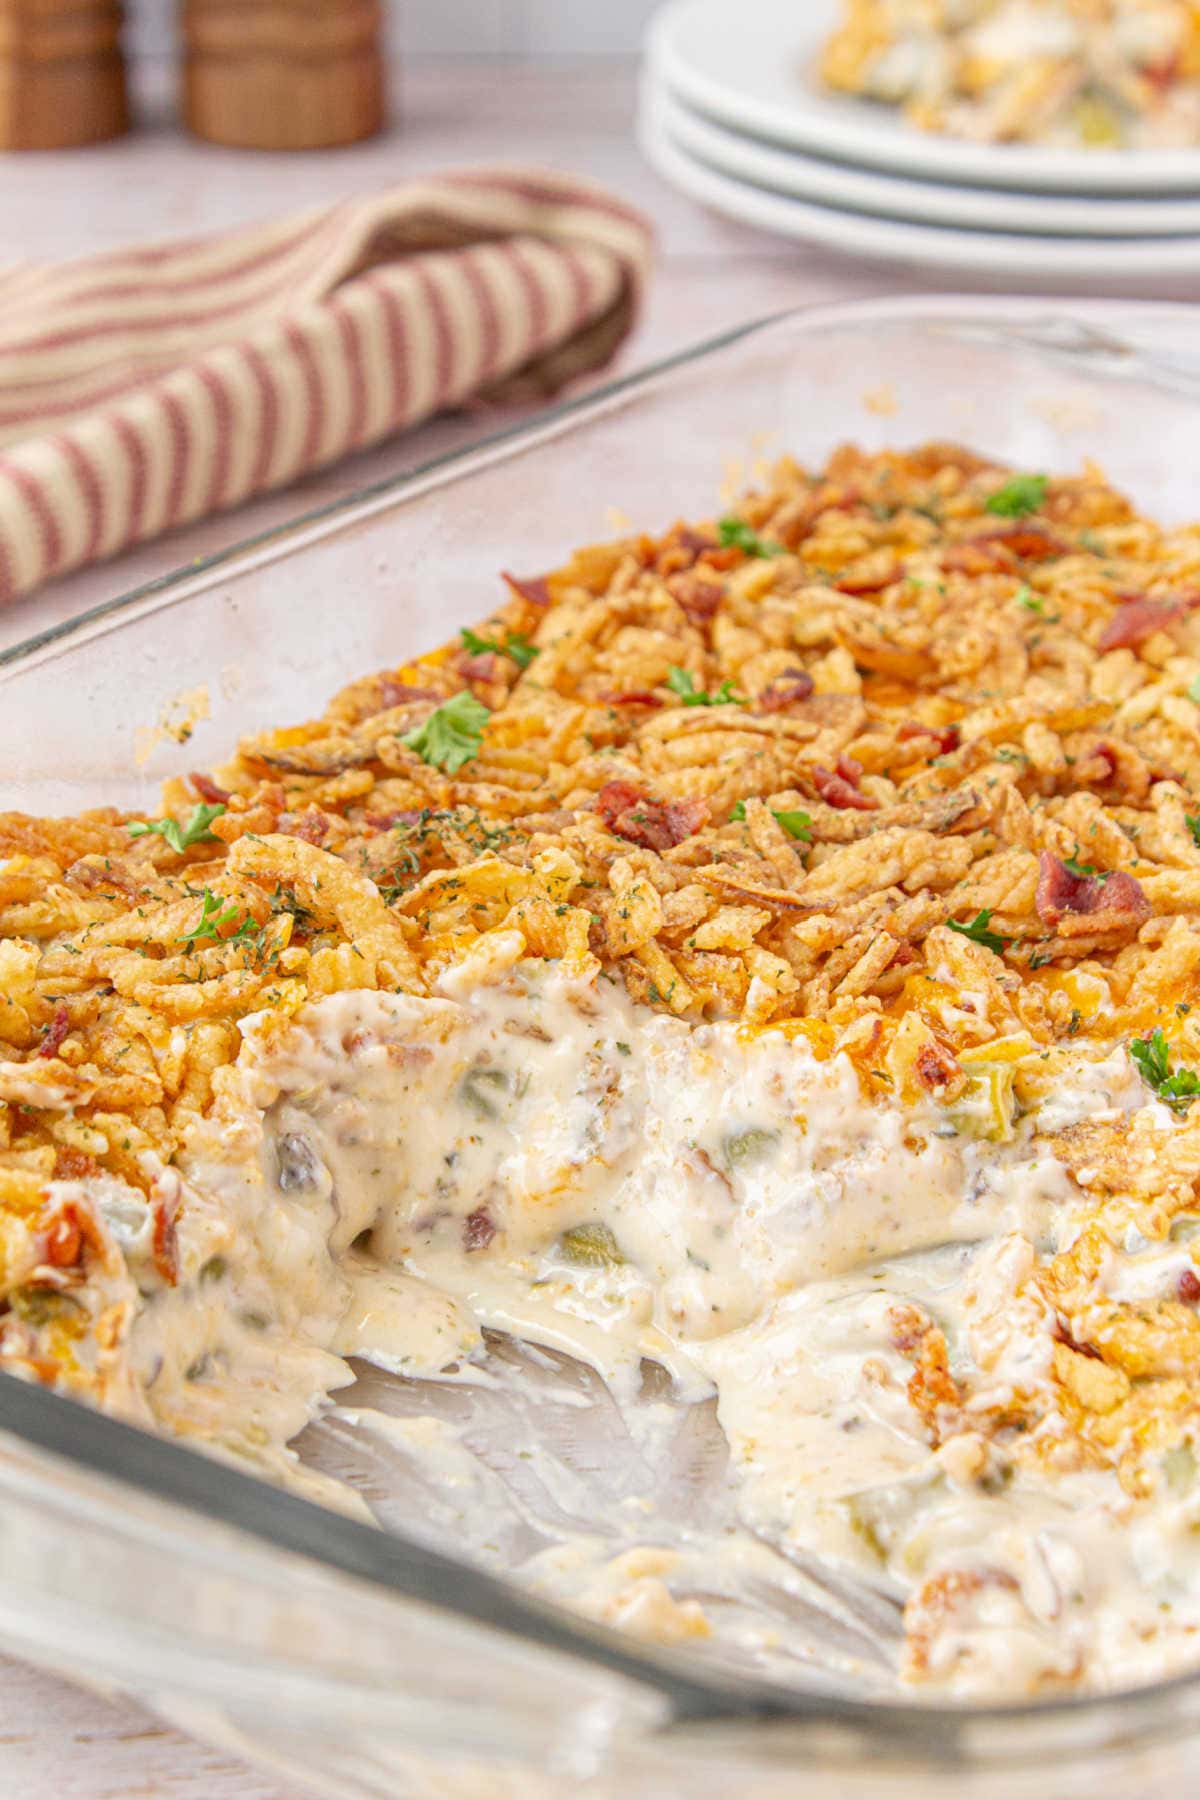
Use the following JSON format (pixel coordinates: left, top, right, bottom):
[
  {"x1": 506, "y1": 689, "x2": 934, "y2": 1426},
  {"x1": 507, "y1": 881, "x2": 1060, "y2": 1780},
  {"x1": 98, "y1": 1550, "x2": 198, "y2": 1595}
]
[
  {"x1": 0, "y1": 0, "x2": 128, "y2": 149},
  {"x1": 181, "y1": 0, "x2": 386, "y2": 151}
]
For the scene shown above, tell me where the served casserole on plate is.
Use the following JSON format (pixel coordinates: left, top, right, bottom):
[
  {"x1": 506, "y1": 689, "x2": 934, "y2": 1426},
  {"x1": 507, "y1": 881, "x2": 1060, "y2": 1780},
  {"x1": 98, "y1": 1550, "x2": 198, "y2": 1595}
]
[
  {"x1": 5, "y1": 435, "x2": 1200, "y2": 1696},
  {"x1": 821, "y1": 1, "x2": 1200, "y2": 146}
]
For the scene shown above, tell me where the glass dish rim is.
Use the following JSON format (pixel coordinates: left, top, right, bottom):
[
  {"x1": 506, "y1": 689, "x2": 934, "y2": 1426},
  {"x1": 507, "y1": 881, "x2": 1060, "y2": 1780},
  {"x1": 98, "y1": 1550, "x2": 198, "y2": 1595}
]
[
  {"x1": 8, "y1": 288, "x2": 1200, "y2": 675},
  {"x1": 5, "y1": 291, "x2": 1200, "y2": 1749}
]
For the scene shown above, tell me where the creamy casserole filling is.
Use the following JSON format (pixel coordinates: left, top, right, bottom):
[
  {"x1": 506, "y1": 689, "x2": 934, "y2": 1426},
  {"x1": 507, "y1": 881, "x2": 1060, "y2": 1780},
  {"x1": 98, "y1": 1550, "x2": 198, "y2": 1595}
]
[{"x1": 57, "y1": 961, "x2": 1196, "y2": 1696}]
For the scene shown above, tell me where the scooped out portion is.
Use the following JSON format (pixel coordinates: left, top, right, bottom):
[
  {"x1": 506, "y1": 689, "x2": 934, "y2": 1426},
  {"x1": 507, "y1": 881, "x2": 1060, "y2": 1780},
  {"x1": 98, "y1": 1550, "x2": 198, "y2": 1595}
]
[{"x1": 69, "y1": 952, "x2": 1198, "y2": 1698}]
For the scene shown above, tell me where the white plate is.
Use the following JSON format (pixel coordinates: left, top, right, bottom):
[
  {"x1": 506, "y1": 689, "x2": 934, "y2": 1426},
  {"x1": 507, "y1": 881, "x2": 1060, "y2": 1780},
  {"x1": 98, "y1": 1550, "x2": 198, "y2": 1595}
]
[
  {"x1": 648, "y1": 0, "x2": 1200, "y2": 195},
  {"x1": 651, "y1": 76, "x2": 1200, "y2": 239},
  {"x1": 640, "y1": 98, "x2": 1200, "y2": 279}
]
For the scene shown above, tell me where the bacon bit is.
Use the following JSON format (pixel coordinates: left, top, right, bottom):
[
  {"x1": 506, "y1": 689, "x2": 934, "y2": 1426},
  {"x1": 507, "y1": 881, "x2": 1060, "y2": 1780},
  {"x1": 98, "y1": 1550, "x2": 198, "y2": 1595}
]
[
  {"x1": 190, "y1": 771, "x2": 231, "y2": 805},
  {"x1": 35, "y1": 1194, "x2": 107, "y2": 1274},
  {"x1": 1179, "y1": 1269, "x2": 1200, "y2": 1305},
  {"x1": 38, "y1": 1004, "x2": 69, "y2": 1059},
  {"x1": 1097, "y1": 594, "x2": 1190, "y2": 654},
  {"x1": 459, "y1": 651, "x2": 499, "y2": 683},
  {"x1": 812, "y1": 757, "x2": 878, "y2": 812},
  {"x1": 891, "y1": 941, "x2": 919, "y2": 966},
  {"x1": 152, "y1": 1192, "x2": 179, "y2": 1286},
  {"x1": 1035, "y1": 851, "x2": 1151, "y2": 937},
  {"x1": 971, "y1": 523, "x2": 1067, "y2": 561},
  {"x1": 666, "y1": 571, "x2": 725, "y2": 622},
  {"x1": 914, "y1": 1040, "x2": 960, "y2": 1093},
  {"x1": 40, "y1": 1212, "x2": 82, "y2": 1269},
  {"x1": 833, "y1": 559, "x2": 902, "y2": 595},
  {"x1": 277, "y1": 809, "x2": 329, "y2": 846},
  {"x1": 595, "y1": 780, "x2": 709, "y2": 851},
  {"x1": 462, "y1": 1208, "x2": 497, "y2": 1252},
  {"x1": 37, "y1": 1205, "x2": 83, "y2": 1270},
  {"x1": 502, "y1": 570, "x2": 551, "y2": 608},
  {"x1": 898, "y1": 719, "x2": 960, "y2": 755},
  {"x1": 379, "y1": 679, "x2": 441, "y2": 709},
  {"x1": 365, "y1": 808, "x2": 424, "y2": 832},
  {"x1": 595, "y1": 779, "x2": 644, "y2": 819},
  {"x1": 596, "y1": 689, "x2": 664, "y2": 709},
  {"x1": 757, "y1": 669, "x2": 815, "y2": 713}
]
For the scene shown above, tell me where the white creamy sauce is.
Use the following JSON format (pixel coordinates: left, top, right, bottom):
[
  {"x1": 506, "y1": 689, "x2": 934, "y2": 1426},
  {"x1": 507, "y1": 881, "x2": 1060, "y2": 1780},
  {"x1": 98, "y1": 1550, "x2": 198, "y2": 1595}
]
[{"x1": 70, "y1": 962, "x2": 1200, "y2": 1694}]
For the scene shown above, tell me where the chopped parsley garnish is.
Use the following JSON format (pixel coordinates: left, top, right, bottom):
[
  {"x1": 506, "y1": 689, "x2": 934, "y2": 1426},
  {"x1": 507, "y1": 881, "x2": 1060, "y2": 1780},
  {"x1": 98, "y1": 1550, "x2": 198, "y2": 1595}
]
[
  {"x1": 717, "y1": 516, "x2": 782, "y2": 559},
  {"x1": 401, "y1": 691, "x2": 490, "y2": 774},
  {"x1": 728, "y1": 800, "x2": 813, "y2": 841},
  {"x1": 1061, "y1": 852, "x2": 1098, "y2": 878},
  {"x1": 1015, "y1": 586, "x2": 1044, "y2": 614},
  {"x1": 667, "y1": 666, "x2": 743, "y2": 707},
  {"x1": 1187, "y1": 813, "x2": 1200, "y2": 849},
  {"x1": 947, "y1": 908, "x2": 1008, "y2": 955},
  {"x1": 1189, "y1": 674, "x2": 1200, "y2": 704},
  {"x1": 128, "y1": 801, "x2": 225, "y2": 854},
  {"x1": 179, "y1": 887, "x2": 258, "y2": 948},
  {"x1": 985, "y1": 474, "x2": 1048, "y2": 518},
  {"x1": 1130, "y1": 1027, "x2": 1200, "y2": 1109},
  {"x1": 460, "y1": 626, "x2": 539, "y2": 671}
]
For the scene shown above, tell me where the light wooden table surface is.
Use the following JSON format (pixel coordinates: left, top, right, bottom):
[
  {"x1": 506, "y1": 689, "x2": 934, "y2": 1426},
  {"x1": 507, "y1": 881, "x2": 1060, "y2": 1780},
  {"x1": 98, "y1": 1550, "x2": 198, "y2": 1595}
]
[{"x1": 0, "y1": 52, "x2": 1185, "y2": 1800}]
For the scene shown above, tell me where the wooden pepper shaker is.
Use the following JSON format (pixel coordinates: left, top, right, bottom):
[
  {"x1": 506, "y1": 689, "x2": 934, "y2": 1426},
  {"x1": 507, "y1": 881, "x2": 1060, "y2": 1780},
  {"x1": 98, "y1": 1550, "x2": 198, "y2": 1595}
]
[
  {"x1": 0, "y1": 0, "x2": 128, "y2": 149},
  {"x1": 181, "y1": 0, "x2": 386, "y2": 150}
]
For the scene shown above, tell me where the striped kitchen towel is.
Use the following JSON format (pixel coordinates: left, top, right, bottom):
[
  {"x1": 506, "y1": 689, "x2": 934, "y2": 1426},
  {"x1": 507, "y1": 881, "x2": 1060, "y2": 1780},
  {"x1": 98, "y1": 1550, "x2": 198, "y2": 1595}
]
[{"x1": 0, "y1": 168, "x2": 652, "y2": 603}]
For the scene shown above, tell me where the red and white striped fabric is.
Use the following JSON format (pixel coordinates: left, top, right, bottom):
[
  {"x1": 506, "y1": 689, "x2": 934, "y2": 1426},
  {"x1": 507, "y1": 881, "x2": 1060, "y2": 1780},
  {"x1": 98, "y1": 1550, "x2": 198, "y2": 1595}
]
[{"x1": 0, "y1": 168, "x2": 652, "y2": 603}]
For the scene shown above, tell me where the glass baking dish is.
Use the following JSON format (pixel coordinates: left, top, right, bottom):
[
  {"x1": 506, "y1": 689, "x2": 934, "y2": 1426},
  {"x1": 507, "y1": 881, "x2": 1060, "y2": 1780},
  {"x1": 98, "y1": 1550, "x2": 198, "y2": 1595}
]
[{"x1": 5, "y1": 295, "x2": 1200, "y2": 1797}]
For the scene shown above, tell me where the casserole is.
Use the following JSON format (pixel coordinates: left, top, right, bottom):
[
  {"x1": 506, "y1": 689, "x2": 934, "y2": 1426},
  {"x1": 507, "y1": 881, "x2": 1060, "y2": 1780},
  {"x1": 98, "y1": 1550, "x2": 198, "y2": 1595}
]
[{"x1": 5, "y1": 295, "x2": 1200, "y2": 1794}]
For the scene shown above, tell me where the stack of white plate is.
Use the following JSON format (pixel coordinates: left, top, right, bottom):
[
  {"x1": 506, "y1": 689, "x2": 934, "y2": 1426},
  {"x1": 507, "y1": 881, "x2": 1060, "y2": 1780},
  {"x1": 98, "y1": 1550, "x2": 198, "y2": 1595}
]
[{"x1": 641, "y1": 0, "x2": 1200, "y2": 280}]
